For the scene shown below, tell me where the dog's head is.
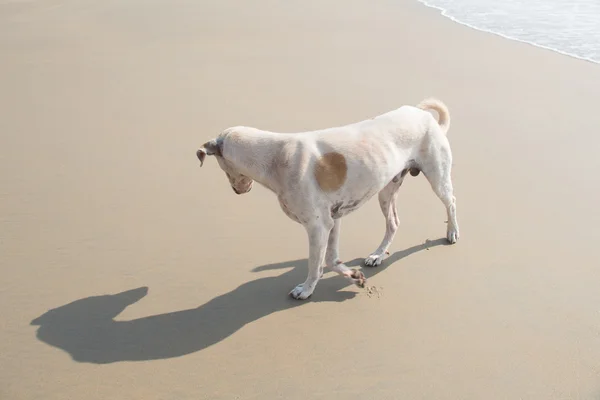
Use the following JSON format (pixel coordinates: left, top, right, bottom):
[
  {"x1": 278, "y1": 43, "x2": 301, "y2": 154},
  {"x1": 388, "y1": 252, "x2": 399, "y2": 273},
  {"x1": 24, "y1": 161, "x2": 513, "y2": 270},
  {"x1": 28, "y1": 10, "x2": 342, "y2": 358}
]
[{"x1": 196, "y1": 137, "x2": 254, "y2": 195}]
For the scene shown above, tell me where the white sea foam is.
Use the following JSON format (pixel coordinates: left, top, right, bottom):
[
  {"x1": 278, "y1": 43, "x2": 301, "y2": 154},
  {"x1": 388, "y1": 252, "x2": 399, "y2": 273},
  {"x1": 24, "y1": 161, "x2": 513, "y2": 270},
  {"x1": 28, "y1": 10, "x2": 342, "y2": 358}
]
[{"x1": 418, "y1": 0, "x2": 600, "y2": 64}]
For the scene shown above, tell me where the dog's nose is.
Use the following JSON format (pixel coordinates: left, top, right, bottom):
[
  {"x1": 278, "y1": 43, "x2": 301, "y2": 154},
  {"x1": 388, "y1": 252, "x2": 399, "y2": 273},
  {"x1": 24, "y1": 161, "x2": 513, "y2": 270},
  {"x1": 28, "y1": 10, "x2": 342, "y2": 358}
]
[{"x1": 232, "y1": 187, "x2": 241, "y2": 195}]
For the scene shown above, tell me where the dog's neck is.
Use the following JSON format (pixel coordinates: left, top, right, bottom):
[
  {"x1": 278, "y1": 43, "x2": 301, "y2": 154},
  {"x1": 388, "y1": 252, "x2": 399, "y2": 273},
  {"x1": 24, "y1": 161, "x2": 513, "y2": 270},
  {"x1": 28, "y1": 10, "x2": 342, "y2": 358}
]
[{"x1": 222, "y1": 128, "x2": 286, "y2": 193}]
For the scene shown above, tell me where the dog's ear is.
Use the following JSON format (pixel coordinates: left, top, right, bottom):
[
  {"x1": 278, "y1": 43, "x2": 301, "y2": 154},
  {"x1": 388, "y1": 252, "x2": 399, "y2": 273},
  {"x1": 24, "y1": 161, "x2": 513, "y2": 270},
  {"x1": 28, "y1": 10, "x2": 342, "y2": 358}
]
[{"x1": 196, "y1": 139, "x2": 222, "y2": 167}]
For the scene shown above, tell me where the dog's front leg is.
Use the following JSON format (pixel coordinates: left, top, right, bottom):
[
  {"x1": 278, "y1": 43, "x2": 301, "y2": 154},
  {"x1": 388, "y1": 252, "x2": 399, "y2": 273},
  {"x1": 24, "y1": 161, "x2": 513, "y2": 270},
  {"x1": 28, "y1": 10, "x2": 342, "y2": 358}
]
[
  {"x1": 289, "y1": 219, "x2": 332, "y2": 300},
  {"x1": 326, "y1": 219, "x2": 366, "y2": 288}
]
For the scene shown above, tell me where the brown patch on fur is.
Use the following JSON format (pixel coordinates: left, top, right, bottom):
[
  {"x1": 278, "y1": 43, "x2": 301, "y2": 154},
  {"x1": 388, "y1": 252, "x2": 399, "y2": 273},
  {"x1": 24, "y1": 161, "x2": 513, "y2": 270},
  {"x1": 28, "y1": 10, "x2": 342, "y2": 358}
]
[{"x1": 314, "y1": 152, "x2": 347, "y2": 192}]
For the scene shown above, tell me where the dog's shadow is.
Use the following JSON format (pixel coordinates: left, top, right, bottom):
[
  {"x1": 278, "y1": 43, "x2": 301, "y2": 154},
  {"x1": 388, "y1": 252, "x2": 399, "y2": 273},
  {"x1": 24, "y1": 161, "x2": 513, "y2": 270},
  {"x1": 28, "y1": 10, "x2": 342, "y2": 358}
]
[{"x1": 30, "y1": 239, "x2": 448, "y2": 364}]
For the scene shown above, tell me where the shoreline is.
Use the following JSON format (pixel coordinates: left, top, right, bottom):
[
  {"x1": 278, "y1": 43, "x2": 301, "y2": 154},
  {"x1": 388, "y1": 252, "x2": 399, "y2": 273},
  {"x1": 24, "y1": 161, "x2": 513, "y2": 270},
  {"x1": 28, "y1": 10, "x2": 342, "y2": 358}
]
[{"x1": 417, "y1": 0, "x2": 600, "y2": 65}]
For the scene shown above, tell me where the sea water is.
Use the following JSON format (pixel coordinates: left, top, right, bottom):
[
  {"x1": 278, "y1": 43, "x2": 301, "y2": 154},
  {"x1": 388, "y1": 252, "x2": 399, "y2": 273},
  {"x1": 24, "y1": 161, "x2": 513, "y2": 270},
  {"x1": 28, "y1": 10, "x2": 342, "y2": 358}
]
[{"x1": 418, "y1": 0, "x2": 600, "y2": 64}]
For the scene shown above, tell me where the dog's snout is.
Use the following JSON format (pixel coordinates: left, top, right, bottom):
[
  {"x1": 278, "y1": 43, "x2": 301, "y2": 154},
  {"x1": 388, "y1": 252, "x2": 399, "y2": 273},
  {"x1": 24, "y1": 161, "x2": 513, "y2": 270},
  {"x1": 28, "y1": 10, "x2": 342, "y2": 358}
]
[{"x1": 232, "y1": 185, "x2": 251, "y2": 195}]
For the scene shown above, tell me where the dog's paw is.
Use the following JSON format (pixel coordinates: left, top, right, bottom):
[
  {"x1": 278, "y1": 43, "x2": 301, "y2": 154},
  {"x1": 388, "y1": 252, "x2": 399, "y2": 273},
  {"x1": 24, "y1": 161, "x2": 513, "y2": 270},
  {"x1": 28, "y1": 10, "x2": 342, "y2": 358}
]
[
  {"x1": 364, "y1": 253, "x2": 386, "y2": 267},
  {"x1": 447, "y1": 229, "x2": 459, "y2": 244},
  {"x1": 289, "y1": 283, "x2": 314, "y2": 300},
  {"x1": 350, "y1": 269, "x2": 366, "y2": 288}
]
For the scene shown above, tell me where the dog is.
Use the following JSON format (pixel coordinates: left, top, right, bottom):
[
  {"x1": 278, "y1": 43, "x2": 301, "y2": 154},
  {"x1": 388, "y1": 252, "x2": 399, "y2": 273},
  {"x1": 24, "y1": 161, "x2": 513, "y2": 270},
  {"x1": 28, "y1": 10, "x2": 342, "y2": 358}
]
[{"x1": 196, "y1": 98, "x2": 459, "y2": 300}]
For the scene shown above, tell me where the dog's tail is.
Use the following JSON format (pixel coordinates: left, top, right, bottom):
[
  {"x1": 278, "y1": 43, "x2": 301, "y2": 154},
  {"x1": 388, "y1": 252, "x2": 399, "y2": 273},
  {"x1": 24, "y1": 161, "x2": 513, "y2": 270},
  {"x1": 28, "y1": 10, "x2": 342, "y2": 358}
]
[{"x1": 417, "y1": 98, "x2": 450, "y2": 135}]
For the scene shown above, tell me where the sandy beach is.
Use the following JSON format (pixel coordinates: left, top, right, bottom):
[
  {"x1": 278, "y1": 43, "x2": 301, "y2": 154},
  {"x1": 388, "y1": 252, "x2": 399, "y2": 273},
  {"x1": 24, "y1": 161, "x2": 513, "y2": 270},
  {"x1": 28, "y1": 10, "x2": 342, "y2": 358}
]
[{"x1": 2, "y1": 0, "x2": 600, "y2": 398}]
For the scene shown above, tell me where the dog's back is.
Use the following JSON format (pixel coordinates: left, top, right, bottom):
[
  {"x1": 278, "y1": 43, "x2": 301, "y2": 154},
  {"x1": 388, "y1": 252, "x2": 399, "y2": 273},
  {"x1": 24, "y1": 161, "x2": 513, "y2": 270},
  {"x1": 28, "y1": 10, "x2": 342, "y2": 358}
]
[
  {"x1": 270, "y1": 99, "x2": 451, "y2": 218},
  {"x1": 293, "y1": 100, "x2": 448, "y2": 177},
  {"x1": 297, "y1": 99, "x2": 448, "y2": 156}
]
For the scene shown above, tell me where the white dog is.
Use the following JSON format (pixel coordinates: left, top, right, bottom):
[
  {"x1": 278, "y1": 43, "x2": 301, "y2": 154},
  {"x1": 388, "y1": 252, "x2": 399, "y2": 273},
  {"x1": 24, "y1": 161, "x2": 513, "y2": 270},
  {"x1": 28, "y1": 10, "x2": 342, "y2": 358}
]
[{"x1": 196, "y1": 98, "x2": 459, "y2": 300}]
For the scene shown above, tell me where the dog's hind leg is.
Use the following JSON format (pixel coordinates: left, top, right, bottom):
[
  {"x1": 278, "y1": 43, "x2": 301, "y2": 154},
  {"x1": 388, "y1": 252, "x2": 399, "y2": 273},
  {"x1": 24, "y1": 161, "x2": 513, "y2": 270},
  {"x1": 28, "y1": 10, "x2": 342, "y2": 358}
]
[
  {"x1": 325, "y1": 219, "x2": 366, "y2": 287},
  {"x1": 364, "y1": 175, "x2": 404, "y2": 267},
  {"x1": 421, "y1": 145, "x2": 460, "y2": 244},
  {"x1": 290, "y1": 217, "x2": 334, "y2": 300}
]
